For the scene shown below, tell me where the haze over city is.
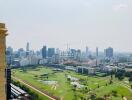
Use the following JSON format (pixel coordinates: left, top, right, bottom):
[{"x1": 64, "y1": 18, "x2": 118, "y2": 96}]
[
  {"x1": 0, "y1": 0, "x2": 132, "y2": 52},
  {"x1": 1, "y1": 0, "x2": 132, "y2": 100}
]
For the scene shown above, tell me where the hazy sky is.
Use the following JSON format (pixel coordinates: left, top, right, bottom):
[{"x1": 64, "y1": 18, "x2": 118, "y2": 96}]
[{"x1": 0, "y1": 0, "x2": 132, "y2": 52}]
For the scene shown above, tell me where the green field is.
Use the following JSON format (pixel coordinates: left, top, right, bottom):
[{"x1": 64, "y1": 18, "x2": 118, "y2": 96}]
[{"x1": 12, "y1": 66, "x2": 132, "y2": 100}]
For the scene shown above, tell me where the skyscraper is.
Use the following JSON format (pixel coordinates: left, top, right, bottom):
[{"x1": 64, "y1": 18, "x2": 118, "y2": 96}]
[
  {"x1": 6, "y1": 47, "x2": 13, "y2": 65},
  {"x1": 86, "y1": 46, "x2": 89, "y2": 58},
  {"x1": 96, "y1": 47, "x2": 98, "y2": 66},
  {"x1": 105, "y1": 47, "x2": 113, "y2": 58},
  {"x1": 42, "y1": 46, "x2": 47, "y2": 58},
  {"x1": 26, "y1": 42, "x2": 29, "y2": 51},
  {"x1": 48, "y1": 48, "x2": 55, "y2": 57},
  {"x1": 26, "y1": 42, "x2": 30, "y2": 56}
]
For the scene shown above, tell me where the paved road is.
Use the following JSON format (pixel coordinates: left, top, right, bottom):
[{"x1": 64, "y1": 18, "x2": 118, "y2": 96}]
[{"x1": 12, "y1": 76, "x2": 56, "y2": 100}]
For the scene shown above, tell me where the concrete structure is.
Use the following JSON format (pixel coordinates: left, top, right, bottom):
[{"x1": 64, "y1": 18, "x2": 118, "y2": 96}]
[
  {"x1": 96, "y1": 47, "x2": 98, "y2": 66},
  {"x1": 0, "y1": 23, "x2": 7, "y2": 99},
  {"x1": 26, "y1": 42, "x2": 29, "y2": 51},
  {"x1": 77, "y1": 66, "x2": 95, "y2": 75},
  {"x1": 65, "y1": 66, "x2": 76, "y2": 71},
  {"x1": 28, "y1": 56, "x2": 39, "y2": 65},
  {"x1": 101, "y1": 65, "x2": 118, "y2": 72},
  {"x1": 6, "y1": 46, "x2": 13, "y2": 65},
  {"x1": 48, "y1": 48, "x2": 55, "y2": 57},
  {"x1": 104, "y1": 47, "x2": 113, "y2": 58},
  {"x1": 42, "y1": 46, "x2": 47, "y2": 58},
  {"x1": 20, "y1": 56, "x2": 39, "y2": 66},
  {"x1": 86, "y1": 46, "x2": 89, "y2": 58},
  {"x1": 26, "y1": 42, "x2": 30, "y2": 56},
  {"x1": 20, "y1": 58, "x2": 29, "y2": 66},
  {"x1": 39, "y1": 59, "x2": 48, "y2": 65}
]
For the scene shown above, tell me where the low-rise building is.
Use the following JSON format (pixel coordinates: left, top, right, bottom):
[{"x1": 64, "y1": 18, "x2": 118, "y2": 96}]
[
  {"x1": 100, "y1": 65, "x2": 118, "y2": 72},
  {"x1": 76, "y1": 66, "x2": 95, "y2": 75}
]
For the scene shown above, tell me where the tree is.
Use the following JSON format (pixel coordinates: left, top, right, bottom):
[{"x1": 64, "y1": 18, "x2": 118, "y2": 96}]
[
  {"x1": 131, "y1": 85, "x2": 132, "y2": 89},
  {"x1": 96, "y1": 97, "x2": 104, "y2": 100},
  {"x1": 125, "y1": 72, "x2": 132, "y2": 77},
  {"x1": 67, "y1": 78, "x2": 71, "y2": 81},
  {"x1": 115, "y1": 69, "x2": 125, "y2": 80},
  {"x1": 98, "y1": 84, "x2": 100, "y2": 88},
  {"x1": 90, "y1": 94, "x2": 96, "y2": 100},
  {"x1": 73, "y1": 84, "x2": 77, "y2": 91},
  {"x1": 109, "y1": 79, "x2": 113, "y2": 84},
  {"x1": 47, "y1": 76, "x2": 48, "y2": 79},
  {"x1": 129, "y1": 77, "x2": 132, "y2": 83},
  {"x1": 111, "y1": 90, "x2": 117, "y2": 97},
  {"x1": 106, "y1": 83, "x2": 108, "y2": 86}
]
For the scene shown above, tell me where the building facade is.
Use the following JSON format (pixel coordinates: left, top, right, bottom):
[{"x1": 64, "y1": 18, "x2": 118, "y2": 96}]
[
  {"x1": 48, "y1": 48, "x2": 55, "y2": 57},
  {"x1": 0, "y1": 23, "x2": 8, "y2": 99},
  {"x1": 42, "y1": 46, "x2": 47, "y2": 58},
  {"x1": 105, "y1": 47, "x2": 113, "y2": 58}
]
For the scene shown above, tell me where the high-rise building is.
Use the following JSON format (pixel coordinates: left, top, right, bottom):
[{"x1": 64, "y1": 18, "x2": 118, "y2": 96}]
[
  {"x1": 96, "y1": 47, "x2": 98, "y2": 57},
  {"x1": 6, "y1": 46, "x2": 13, "y2": 55},
  {"x1": 26, "y1": 42, "x2": 29, "y2": 51},
  {"x1": 6, "y1": 47, "x2": 13, "y2": 65},
  {"x1": 42, "y1": 46, "x2": 47, "y2": 58},
  {"x1": 104, "y1": 47, "x2": 113, "y2": 58},
  {"x1": 86, "y1": 46, "x2": 89, "y2": 58},
  {"x1": 48, "y1": 48, "x2": 55, "y2": 57},
  {"x1": 70, "y1": 49, "x2": 77, "y2": 59},
  {"x1": 26, "y1": 42, "x2": 30, "y2": 56},
  {"x1": 96, "y1": 47, "x2": 98, "y2": 66},
  {"x1": 76, "y1": 49, "x2": 81, "y2": 61},
  {"x1": 18, "y1": 48, "x2": 26, "y2": 58}
]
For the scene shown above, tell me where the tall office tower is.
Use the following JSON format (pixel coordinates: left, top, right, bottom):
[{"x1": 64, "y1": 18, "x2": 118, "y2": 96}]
[
  {"x1": 96, "y1": 47, "x2": 98, "y2": 66},
  {"x1": 105, "y1": 47, "x2": 113, "y2": 58},
  {"x1": 26, "y1": 42, "x2": 29, "y2": 51},
  {"x1": 56, "y1": 48, "x2": 60, "y2": 55},
  {"x1": 26, "y1": 42, "x2": 30, "y2": 56},
  {"x1": 86, "y1": 46, "x2": 89, "y2": 58},
  {"x1": 6, "y1": 46, "x2": 13, "y2": 65},
  {"x1": 0, "y1": 23, "x2": 8, "y2": 99},
  {"x1": 76, "y1": 49, "x2": 81, "y2": 61},
  {"x1": 48, "y1": 48, "x2": 55, "y2": 57},
  {"x1": 7, "y1": 46, "x2": 13, "y2": 54},
  {"x1": 42, "y1": 46, "x2": 47, "y2": 58},
  {"x1": 70, "y1": 49, "x2": 76, "y2": 59},
  {"x1": 96, "y1": 47, "x2": 98, "y2": 57}
]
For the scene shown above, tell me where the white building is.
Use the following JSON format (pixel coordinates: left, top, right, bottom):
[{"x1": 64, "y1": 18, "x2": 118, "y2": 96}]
[
  {"x1": 39, "y1": 59, "x2": 48, "y2": 65},
  {"x1": 20, "y1": 58, "x2": 29, "y2": 66},
  {"x1": 20, "y1": 55, "x2": 39, "y2": 66},
  {"x1": 101, "y1": 65, "x2": 118, "y2": 72},
  {"x1": 27, "y1": 55, "x2": 39, "y2": 65}
]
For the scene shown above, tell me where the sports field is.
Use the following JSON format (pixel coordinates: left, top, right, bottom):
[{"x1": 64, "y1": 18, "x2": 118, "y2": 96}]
[{"x1": 12, "y1": 66, "x2": 132, "y2": 100}]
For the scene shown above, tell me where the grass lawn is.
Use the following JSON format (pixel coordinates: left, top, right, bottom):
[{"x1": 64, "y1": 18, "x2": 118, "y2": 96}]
[{"x1": 12, "y1": 66, "x2": 132, "y2": 100}]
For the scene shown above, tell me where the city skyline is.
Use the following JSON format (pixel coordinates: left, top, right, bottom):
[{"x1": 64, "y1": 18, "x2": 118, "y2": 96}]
[{"x1": 0, "y1": 0, "x2": 132, "y2": 52}]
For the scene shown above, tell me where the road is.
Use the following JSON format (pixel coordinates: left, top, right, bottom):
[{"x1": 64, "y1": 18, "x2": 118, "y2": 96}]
[{"x1": 12, "y1": 76, "x2": 56, "y2": 100}]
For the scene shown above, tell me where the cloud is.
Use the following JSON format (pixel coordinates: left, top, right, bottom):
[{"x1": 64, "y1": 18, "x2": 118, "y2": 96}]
[{"x1": 113, "y1": 4, "x2": 128, "y2": 12}]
